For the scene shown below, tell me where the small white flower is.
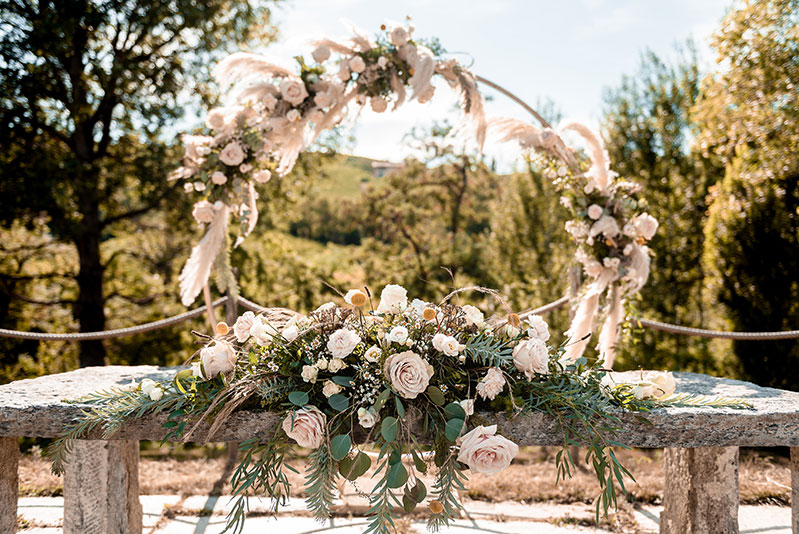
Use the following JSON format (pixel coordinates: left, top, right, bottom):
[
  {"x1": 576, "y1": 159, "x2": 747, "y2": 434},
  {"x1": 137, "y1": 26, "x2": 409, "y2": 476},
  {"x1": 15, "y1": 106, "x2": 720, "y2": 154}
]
[
  {"x1": 603, "y1": 257, "x2": 621, "y2": 269},
  {"x1": 253, "y1": 169, "x2": 272, "y2": 184},
  {"x1": 286, "y1": 109, "x2": 301, "y2": 123},
  {"x1": 191, "y1": 361, "x2": 204, "y2": 379},
  {"x1": 349, "y1": 56, "x2": 366, "y2": 73},
  {"x1": 193, "y1": 181, "x2": 206, "y2": 192},
  {"x1": 587, "y1": 204, "x2": 603, "y2": 220},
  {"x1": 233, "y1": 311, "x2": 255, "y2": 343},
  {"x1": 364, "y1": 346, "x2": 381, "y2": 363},
  {"x1": 328, "y1": 357, "x2": 347, "y2": 373},
  {"x1": 211, "y1": 171, "x2": 227, "y2": 185},
  {"x1": 322, "y1": 380, "x2": 342, "y2": 398},
  {"x1": 460, "y1": 399, "x2": 474, "y2": 416},
  {"x1": 623, "y1": 244, "x2": 634, "y2": 255},
  {"x1": 386, "y1": 325, "x2": 409, "y2": 344},
  {"x1": 557, "y1": 165, "x2": 568, "y2": 177},
  {"x1": 183, "y1": 182, "x2": 194, "y2": 193},
  {"x1": 301, "y1": 365, "x2": 318, "y2": 383},
  {"x1": 312, "y1": 45, "x2": 331, "y2": 63},
  {"x1": 432, "y1": 333, "x2": 465, "y2": 357},
  {"x1": 633, "y1": 212, "x2": 659, "y2": 240},
  {"x1": 140, "y1": 379, "x2": 157, "y2": 395},
  {"x1": 149, "y1": 387, "x2": 164, "y2": 401},
  {"x1": 357, "y1": 407, "x2": 379, "y2": 428}
]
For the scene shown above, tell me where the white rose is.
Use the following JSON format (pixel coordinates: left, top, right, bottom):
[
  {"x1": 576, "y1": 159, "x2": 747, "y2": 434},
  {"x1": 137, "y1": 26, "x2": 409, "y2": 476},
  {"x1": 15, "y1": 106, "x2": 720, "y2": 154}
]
[
  {"x1": 283, "y1": 324, "x2": 300, "y2": 343},
  {"x1": 140, "y1": 378, "x2": 157, "y2": 395},
  {"x1": 301, "y1": 365, "x2": 318, "y2": 383},
  {"x1": 191, "y1": 361, "x2": 204, "y2": 379},
  {"x1": 149, "y1": 387, "x2": 164, "y2": 402},
  {"x1": 376, "y1": 284, "x2": 408, "y2": 314},
  {"x1": 364, "y1": 346, "x2": 381, "y2": 363},
  {"x1": 316, "y1": 357, "x2": 328, "y2": 370},
  {"x1": 632, "y1": 382, "x2": 655, "y2": 400},
  {"x1": 263, "y1": 93, "x2": 278, "y2": 111},
  {"x1": 200, "y1": 340, "x2": 237, "y2": 378},
  {"x1": 322, "y1": 380, "x2": 342, "y2": 398},
  {"x1": 410, "y1": 298, "x2": 428, "y2": 316},
  {"x1": 282, "y1": 407, "x2": 326, "y2": 449},
  {"x1": 349, "y1": 56, "x2": 366, "y2": 73},
  {"x1": 211, "y1": 171, "x2": 227, "y2": 185},
  {"x1": 623, "y1": 222, "x2": 637, "y2": 237},
  {"x1": 239, "y1": 163, "x2": 252, "y2": 173},
  {"x1": 205, "y1": 108, "x2": 228, "y2": 130},
  {"x1": 313, "y1": 90, "x2": 335, "y2": 108},
  {"x1": 432, "y1": 333, "x2": 465, "y2": 357},
  {"x1": 327, "y1": 328, "x2": 361, "y2": 358},
  {"x1": 253, "y1": 169, "x2": 272, "y2": 184},
  {"x1": 476, "y1": 368, "x2": 505, "y2": 401},
  {"x1": 389, "y1": 26, "x2": 410, "y2": 46},
  {"x1": 233, "y1": 311, "x2": 256, "y2": 343},
  {"x1": 357, "y1": 407, "x2": 379, "y2": 428},
  {"x1": 460, "y1": 399, "x2": 474, "y2": 416},
  {"x1": 183, "y1": 182, "x2": 194, "y2": 193},
  {"x1": 377, "y1": 56, "x2": 388, "y2": 68},
  {"x1": 338, "y1": 64, "x2": 351, "y2": 81},
  {"x1": 328, "y1": 357, "x2": 347, "y2": 373},
  {"x1": 456, "y1": 425, "x2": 519, "y2": 475},
  {"x1": 370, "y1": 96, "x2": 388, "y2": 113},
  {"x1": 633, "y1": 212, "x2": 659, "y2": 240},
  {"x1": 312, "y1": 45, "x2": 331, "y2": 63},
  {"x1": 192, "y1": 200, "x2": 216, "y2": 224},
  {"x1": 525, "y1": 315, "x2": 550, "y2": 342},
  {"x1": 279, "y1": 78, "x2": 309, "y2": 106},
  {"x1": 249, "y1": 316, "x2": 280, "y2": 346},
  {"x1": 513, "y1": 338, "x2": 549, "y2": 379},
  {"x1": 386, "y1": 325, "x2": 409, "y2": 344},
  {"x1": 384, "y1": 350, "x2": 433, "y2": 399},
  {"x1": 286, "y1": 109, "x2": 301, "y2": 123},
  {"x1": 590, "y1": 215, "x2": 621, "y2": 239},
  {"x1": 587, "y1": 204, "x2": 603, "y2": 220},
  {"x1": 219, "y1": 142, "x2": 246, "y2": 166},
  {"x1": 462, "y1": 305, "x2": 485, "y2": 328}
]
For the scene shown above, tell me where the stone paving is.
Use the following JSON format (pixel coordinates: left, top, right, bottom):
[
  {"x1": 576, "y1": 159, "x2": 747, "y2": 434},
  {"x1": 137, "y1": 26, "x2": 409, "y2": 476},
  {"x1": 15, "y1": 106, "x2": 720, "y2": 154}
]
[{"x1": 17, "y1": 495, "x2": 792, "y2": 533}]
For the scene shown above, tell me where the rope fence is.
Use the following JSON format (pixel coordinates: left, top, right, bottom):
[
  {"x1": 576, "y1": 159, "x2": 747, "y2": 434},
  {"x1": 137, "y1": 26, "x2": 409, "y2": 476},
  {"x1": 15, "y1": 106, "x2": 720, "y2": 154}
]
[{"x1": 0, "y1": 294, "x2": 797, "y2": 341}]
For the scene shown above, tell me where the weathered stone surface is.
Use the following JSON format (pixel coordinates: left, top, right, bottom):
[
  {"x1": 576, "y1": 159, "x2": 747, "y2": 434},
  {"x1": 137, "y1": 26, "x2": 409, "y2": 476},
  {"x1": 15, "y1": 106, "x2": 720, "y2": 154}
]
[
  {"x1": 792, "y1": 447, "x2": 799, "y2": 533},
  {"x1": 660, "y1": 447, "x2": 739, "y2": 534},
  {"x1": 1, "y1": 367, "x2": 799, "y2": 447},
  {"x1": 64, "y1": 439, "x2": 142, "y2": 534},
  {"x1": 0, "y1": 436, "x2": 18, "y2": 534}
]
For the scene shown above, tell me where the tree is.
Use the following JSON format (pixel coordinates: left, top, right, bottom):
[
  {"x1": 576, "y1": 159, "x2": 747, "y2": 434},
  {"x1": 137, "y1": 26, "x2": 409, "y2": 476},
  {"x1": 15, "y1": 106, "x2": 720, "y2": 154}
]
[
  {"x1": 601, "y1": 46, "x2": 726, "y2": 373},
  {"x1": 694, "y1": 0, "x2": 799, "y2": 388},
  {"x1": 0, "y1": 0, "x2": 278, "y2": 366}
]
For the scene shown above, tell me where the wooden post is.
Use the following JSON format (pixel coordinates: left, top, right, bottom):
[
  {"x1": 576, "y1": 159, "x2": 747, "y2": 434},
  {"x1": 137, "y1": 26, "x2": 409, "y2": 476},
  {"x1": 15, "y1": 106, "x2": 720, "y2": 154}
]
[
  {"x1": 660, "y1": 447, "x2": 739, "y2": 534},
  {"x1": 64, "y1": 440, "x2": 142, "y2": 534},
  {"x1": 791, "y1": 447, "x2": 799, "y2": 534},
  {"x1": 0, "y1": 437, "x2": 18, "y2": 534}
]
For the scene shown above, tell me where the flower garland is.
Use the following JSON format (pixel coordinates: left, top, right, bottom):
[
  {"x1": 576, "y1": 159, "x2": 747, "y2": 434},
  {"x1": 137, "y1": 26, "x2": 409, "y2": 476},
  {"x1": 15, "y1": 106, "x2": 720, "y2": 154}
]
[
  {"x1": 171, "y1": 22, "x2": 486, "y2": 306},
  {"x1": 48, "y1": 284, "x2": 750, "y2": 534},
  {"x1": 490, "y1": 118, "x2": 659, "y2": 367}
]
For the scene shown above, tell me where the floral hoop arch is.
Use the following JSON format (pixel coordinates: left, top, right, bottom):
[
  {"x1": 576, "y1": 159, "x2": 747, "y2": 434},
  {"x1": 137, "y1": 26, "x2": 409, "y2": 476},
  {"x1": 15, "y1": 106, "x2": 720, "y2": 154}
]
[{"x1": 171, "y1": 21, "x2": 659, "y2": 368}]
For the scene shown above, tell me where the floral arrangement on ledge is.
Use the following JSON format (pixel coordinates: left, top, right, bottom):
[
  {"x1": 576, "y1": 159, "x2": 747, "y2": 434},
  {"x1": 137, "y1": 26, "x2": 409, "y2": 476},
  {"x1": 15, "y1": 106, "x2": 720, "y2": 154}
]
[
  {"x1": 490, "y1": 118, "x2": 659, "y2": 367},
  {"x1": 171, "y1": 21, "x2": 486, "y2": 307},
  {"x1": 47, "y1": 284, "x2": 751, "y2": 534}
]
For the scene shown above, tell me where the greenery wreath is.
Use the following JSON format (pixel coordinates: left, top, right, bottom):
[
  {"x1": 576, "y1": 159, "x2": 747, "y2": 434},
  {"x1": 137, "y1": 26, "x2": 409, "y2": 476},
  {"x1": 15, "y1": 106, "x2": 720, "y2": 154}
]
[{"x1": 48, "y1": 21, "x2": 752, "y2": 534}]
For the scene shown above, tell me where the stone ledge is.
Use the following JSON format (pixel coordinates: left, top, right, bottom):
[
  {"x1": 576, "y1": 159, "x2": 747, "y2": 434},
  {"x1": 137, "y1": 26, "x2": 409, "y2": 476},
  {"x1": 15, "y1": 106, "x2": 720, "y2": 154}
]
[{"x1": 1, "y1": 366, "x2": 798, "y2": 447}]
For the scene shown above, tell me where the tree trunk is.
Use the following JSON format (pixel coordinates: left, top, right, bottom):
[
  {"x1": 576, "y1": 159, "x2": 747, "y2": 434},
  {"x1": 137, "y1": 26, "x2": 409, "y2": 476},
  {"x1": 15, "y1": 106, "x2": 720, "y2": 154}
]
[{"x1": 74, "y1": 188, "x2": 107, "y2": 367}]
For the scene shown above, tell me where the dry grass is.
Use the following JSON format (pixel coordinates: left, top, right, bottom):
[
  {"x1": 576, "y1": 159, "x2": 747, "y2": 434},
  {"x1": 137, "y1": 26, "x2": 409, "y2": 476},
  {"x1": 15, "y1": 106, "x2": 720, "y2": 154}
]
[{"x1": 18, "y1": 446, "x2": 791, "y2": 507}]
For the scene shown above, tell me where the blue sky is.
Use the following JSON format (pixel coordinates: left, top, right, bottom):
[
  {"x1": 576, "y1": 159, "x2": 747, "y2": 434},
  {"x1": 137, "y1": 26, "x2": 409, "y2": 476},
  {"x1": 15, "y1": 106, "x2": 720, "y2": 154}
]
[{"x1": 258, "y1": 0, "x2": 731, "y2": 166}]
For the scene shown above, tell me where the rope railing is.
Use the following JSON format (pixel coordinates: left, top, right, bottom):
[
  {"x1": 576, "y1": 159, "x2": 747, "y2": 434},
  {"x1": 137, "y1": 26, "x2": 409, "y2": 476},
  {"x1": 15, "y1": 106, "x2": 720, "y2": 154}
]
[{"x1": 0, "y1": 294, "x2": 797, "y2": 341}]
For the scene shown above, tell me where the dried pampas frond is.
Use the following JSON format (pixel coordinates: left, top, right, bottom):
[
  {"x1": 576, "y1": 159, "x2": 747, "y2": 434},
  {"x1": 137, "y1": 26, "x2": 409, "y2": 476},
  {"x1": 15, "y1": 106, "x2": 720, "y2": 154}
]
[
  {"x1": 408, "y1": 46, "x2": 436, "y2": 101},
  {"x1": 390, "y1": 72, "x2": 406, "y2": 110},
  {"x1": 626, "y1": 243, "x2": 651, "y2": 292},
  {"x1": 560, "y1": 120, "x2": 610, "y2": 194},
  {"x1": 562, "y1": 291, "x2": 599, "y2": 362},
  {"x1": 597, "y1": 284, "x2": 622, "y2": 368},
  {"x1": 213, "y1": 52, "x2": 293, "y2": 87},
  {"x1": 234, "y1": 82, "x2": 279, "y2": 104},
  {"x1": 179, "y1": 205, "x2": 229, "y2": 306},
  {"x1": 310, "y1": 38, "x2": 356, "y2": 56},
  {"x1": 488, "y1": 117, "x2": 544, "y2": 148}
]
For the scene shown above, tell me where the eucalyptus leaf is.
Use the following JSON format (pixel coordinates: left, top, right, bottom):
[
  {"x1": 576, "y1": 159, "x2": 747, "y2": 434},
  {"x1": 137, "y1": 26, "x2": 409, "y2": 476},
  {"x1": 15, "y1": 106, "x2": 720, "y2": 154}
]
[
  {"x1": 395, "y1": 396, "x2": 406, "y2": 418},
  {"x1": 381, "y1": 417, "x2": 398, "y2": 442},
  {"x1": 328, "y1": 394, "x2": 349, "y2": 412},
  {"x1": 410, "y1": 480, "x2": 427, "y2": 502},
  {"x1": 426, "y1": 386, "x2": 446, "y2": 405},
  {"x1": 445, "y1": 418, "x2": 465, "y2": 442},
  {"x1": 338, "y1": 451, "x2": 371, "y2": 480},
  {"x1": 331, "y1": 375, "x2": 354, "y2": 387},
  {"x1": 402, "y1": 493, "x2": 416, "y2": 513},
  {"x1": 330, "y1": 434, "x2": 351, "y2": 461},
  {"x1": 444, "y1": 402, "x2": 466, "y2": 420},
  {"x1": 374, "y1": 389, "x2": 391, "y2": 411},
  {"x1": 288, "y1": 391, "x2": 309, "y2": 406},
  {"x1": 387, "y1": 461, "x2": 408, "y2": 489}
]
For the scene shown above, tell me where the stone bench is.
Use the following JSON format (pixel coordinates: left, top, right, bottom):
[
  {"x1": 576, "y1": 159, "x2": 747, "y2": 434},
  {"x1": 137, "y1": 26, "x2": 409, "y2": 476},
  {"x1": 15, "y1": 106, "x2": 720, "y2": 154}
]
[{"x1": 1, "y1": 367, "x2": 798, "y2": 534}]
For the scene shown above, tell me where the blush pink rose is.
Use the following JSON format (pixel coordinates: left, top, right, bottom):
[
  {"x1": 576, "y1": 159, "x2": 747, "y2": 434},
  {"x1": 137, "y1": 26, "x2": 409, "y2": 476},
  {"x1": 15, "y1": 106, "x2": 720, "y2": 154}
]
[
  {"x1": 384, "y1": 350, "x2": 433, "y2": 399},
  {"x1": 219, "y1": 141, "x2": 246, "y2": 166},
  {"x1": 282, "y1": 407, "x2": 326, "y2": 449},
  {"x1": 456, "y1": 424, "x2": 519, "y2": 475}
]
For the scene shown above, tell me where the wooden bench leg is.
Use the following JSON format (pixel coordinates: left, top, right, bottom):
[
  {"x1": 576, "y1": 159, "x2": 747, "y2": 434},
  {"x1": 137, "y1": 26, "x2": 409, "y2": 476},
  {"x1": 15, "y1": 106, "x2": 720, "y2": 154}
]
[
  {"x1": 0, "y1": 437, "x2": 19, "y2": 534},
  {"x1": 792, "y1": 447, "x2": 799, "y2": 534},
  {"x1": 64, "y1": 440, "x2": 142, "y2": 534},
  {"x1": 660, "y1": 447, "x2": 739, "y2": 534}
]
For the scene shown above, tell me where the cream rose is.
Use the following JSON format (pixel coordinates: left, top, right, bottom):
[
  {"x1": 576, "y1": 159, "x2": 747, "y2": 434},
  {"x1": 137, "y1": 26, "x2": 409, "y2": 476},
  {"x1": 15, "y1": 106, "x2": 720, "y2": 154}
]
[
  {"x1": 386, "y1": 325, "x2": 409, "y2": 344},
  {"x1": 513, "y1": 339, "x2": 549, "y2": 378},
  {"x1": 525, "y1": 315, "x2": 550, "y2": 342},
  {"x1": 233, "y1": 311, "x2": 256, "y2": 342},
  {"x1": 149, "y1": 387, "x2": 164, "y2": 401},
  {"x1": 327, "y1": 328, "x2": 361, "y2": 358},
  {"x1": 263, "y1": 93, "x2": 278, "y2": 111},
  {"x1": 205, "y1": 108, "x2": 228, "y2": 130},
  {"x1": 301, "y1": 365, "x2": 318, "y2": 383},
  {"x1": 249, "y1": 316, "x2": 280, "y2": 346},
  {"x1": 253, "y1": 169, "x2": 272, "y2": 184},
  {"x1": 312, "y1": 45, "x2": 331, "y2": 63},
  {"x1": 462, "y1": 305, "x2": 485, "y2": 328},
  {"x1": 389, "y1": 26, "x2": 410, "y2": 46},
  {"x1": 460, "y1": 399, "x2": 474, "y2": 416},
  {"x1": 476, "y1": 367, "x2": 505, "y2": 400},
  {"x1": 587, "y1": 204, "x2": 603, "y2": 220},
  {"x1": 192, "y1": 200, "x2": 215, "y2": 224},
  {"x1": 432, "y1": 333, "x2": 465, "y2": 357},
  {"x1": 211, "y1": 171, "x2": 227, "y2": 185},
  {"x1": 349, "y1": 56, "x2": 366, "y2": 73},
  {"x1": 140, "y1": 378, "x2": 157, "y2": 395},
  {"x1": 384, "y1": 350, "x2": 433, "y2": 399},
  {"x1": 282, "y1": 407, "x2": 326, "y2": 449},
  {"x1": 322, "y1": 380, "x2": 342, "y2": 398},
  {"x1": 328, "y1": 357, "x2": 346, "y2": 373},
  {"x1": 590, "y1": 215, "x2": 621, "y2": 238},
  {"x1": 219, "y1": 141, "x2": 246, "y2": 166},
  {"x1": 286, "y1": 109, "x2": 301, "y2": 123},
  {"x1": 376, "y1": 284, "x2": 407, "y2": 314},
  {"x1": 633, "y1": 212, "x2": 659, "y2": 240},
  {"x1": 279, "y1": 78, "x2": 309, "y2": 106},
  {"x1": 456, "y1": 425, "x2": 519, "y2": 475},
  {"x1": 200, "y1": 340, "x2": 237, "y2": 378},
  {"x1": 357, "y1": 407, "x2": 379, "y2": 428}
]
